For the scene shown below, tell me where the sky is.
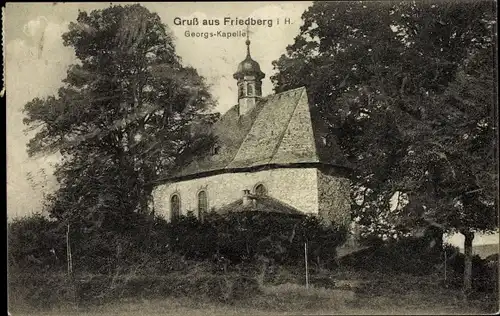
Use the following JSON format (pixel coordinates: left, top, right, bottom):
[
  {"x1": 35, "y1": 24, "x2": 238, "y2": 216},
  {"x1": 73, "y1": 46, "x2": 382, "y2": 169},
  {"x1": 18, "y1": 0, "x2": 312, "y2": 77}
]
[{"x1": 5, "y1": 2, "x2": 497, "y2": 247}]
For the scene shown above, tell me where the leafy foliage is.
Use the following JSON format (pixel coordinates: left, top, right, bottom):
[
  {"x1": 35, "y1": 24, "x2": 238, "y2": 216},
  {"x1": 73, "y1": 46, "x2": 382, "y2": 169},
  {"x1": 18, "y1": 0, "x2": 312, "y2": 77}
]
[
  {"x1": 339, "y1": 236, "x2": 443, "y2": 275},
  {"x1": 271, "y1": 0, "x2": 497, "y2": 245},
  {"x1": 271, "y1": 0, "x2": 497, "y2": 292},
  {"x1": 8, "y1": 212, "x2": 345, "y2": 275},
  {"x1": 166, "y1": 212, "x2": 346, "y2": 267},
  {"x1": 8, "y1": 213, "x2": 65, "y2": 273},
  {"x1": 8, "y1": 211, "x2": 345, "y2": 307},
  {"x1": 8, "y1": 213, "x2": 494, "y2": 309}
]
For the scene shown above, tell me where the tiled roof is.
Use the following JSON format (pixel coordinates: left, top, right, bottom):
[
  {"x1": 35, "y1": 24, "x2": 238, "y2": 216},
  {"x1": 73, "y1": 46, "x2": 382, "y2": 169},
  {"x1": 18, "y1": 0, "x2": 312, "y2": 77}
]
[
  {"x1": 217, "y1": 195, "x2": 304, "y2": 216},
  {"x1": 170, "y1": 86, "x2": 348, "y2": 179}
]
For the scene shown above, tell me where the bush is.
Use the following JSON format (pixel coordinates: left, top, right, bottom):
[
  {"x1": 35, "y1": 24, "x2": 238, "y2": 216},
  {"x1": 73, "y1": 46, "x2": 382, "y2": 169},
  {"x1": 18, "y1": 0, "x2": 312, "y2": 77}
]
[
  {"x1": 166, "y1": 211, "x2": 346, "y2": 267},
  {"x1": 8, "y1": 211, "x2": 346, "y2": 308},
  {"x1": 446, "y1": 249, "x2": 498, "y2": 293},
  {"x1": 338, "y1": 236, "x2": 443, "y2": 275},
  {"x1": 8, "y1": 213, "x2": 66, "y2": 273},
  {"x1": 9, "y1": 211, "x2": 346, "y2": 277}
]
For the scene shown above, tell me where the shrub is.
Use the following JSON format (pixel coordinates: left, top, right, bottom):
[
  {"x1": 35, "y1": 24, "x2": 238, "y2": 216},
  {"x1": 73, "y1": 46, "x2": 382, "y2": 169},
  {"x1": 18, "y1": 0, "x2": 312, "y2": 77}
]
[
  {"x1": 338, "y1": 236, "x2": 443, "y2": 275},
  {"x1": 8, "y1": 213, "x2": 66, "y2": 273},
  {"x1": 166, "y1": 211, "x2": 346, "y2": 267},
  {"x1": 446, "y1": 249, "x2": 498, "y2": 293},
  {"x1": 8, "y1": 211, "x2": 346, "y2": 308},
  {"x1": 9, "y1": 210, "x2": 346, "y2": 277}
]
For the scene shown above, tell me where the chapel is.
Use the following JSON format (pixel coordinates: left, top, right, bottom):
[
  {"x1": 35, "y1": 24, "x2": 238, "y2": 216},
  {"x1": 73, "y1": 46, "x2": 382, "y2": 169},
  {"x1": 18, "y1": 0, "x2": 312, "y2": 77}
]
[{"x1": 152, "y1": 37, "x2": 352, "y2": 227}]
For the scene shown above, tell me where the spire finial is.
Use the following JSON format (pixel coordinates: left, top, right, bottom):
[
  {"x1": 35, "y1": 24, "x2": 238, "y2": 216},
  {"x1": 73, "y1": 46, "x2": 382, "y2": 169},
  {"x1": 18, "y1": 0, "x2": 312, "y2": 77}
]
[{"x1": 245, "y1": 24, "x2": 251, "y2": 57}]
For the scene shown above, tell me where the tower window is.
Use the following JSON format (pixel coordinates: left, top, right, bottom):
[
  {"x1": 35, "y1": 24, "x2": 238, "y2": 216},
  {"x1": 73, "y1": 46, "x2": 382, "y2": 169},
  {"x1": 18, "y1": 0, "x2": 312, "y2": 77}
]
[
  {"x1": 170, "y1": 194, "x2": 181, "y2": 220},
  {"x1": 238, "y1": 84, "x2": 244, "y2": 99},
  {"x1": 212, "y1": 144, "x2": 220, "y2": 155},
  {"x1": 198, "y1": 190, "x2": 208, "y2": 219},
  {"x1": 210, "y1": 144, "x2": 220, "y2": 155},
  {"x1": 321, "y1": 136, "x2": 327, "y2": 146},
  {"x1": 247, "y1": 83, "x2": 254, "y2": 96},
  {"x1": 254, "y1": 183, "x2": 267, "y2": 196}
]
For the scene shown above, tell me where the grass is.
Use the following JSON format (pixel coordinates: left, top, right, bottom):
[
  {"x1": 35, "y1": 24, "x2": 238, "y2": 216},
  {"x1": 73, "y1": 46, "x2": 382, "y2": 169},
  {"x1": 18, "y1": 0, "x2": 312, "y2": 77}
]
[
  {"x1": 10, "y1": 278, "x2": 498, "y2": 316},
  {"x1": 9, "y1": 297, "x2": 493, "y2": 316},
  {"x1": 9, "y1": 265, "x2": 498, "y2": 315}
]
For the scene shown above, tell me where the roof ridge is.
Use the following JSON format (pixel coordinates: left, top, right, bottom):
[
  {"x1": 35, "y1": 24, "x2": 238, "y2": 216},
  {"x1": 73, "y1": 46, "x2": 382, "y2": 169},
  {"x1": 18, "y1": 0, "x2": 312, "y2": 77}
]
[
  {"x1": 267, "y1": 88, "x2": 306, "y2": 164},
  {"x1": 216, "y1": 87, "x2": 306, "y2": 122},
  {"x1": 261, "y1": 195, "x2": 303, "y2": 214},
  {"x1": 264, "y1": 86, "x2": 306, "y2": 99}
]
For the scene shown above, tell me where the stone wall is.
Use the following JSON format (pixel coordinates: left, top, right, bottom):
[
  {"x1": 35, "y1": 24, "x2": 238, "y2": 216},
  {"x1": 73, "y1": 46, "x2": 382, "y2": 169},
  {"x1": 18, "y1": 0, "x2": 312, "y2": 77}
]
[
  {"x1": 153, "y1": 167, "x2": 319, "y2": 220},
  {"x1": 317, "y1": 168, "x2": 351, "y2": 228}
]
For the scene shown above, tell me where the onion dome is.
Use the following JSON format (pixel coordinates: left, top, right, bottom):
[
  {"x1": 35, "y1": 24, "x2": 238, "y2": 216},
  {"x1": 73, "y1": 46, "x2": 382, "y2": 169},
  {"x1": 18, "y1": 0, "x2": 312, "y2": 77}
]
[{"x1": 233, "y1": 39, "x2": 265, "y2": 80}]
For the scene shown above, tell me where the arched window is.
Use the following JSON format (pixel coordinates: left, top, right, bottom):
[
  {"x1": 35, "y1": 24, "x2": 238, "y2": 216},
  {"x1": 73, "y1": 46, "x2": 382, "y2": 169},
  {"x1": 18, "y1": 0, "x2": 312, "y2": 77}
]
[
  {"x1": 247, "y1": 83, "x2": 254, "y2": 96},
  {"x1": 170, "y1": 194, "x2": 180, "y2": 220},
  {"x1": 238, "y1": 83, "x2": 244, "y2": 99},
  {"x1": 212, "y1": 144, "x2": 220, "y2": 155},
  {"x1": 198, "y1": 191, "x2": 208, "y2": 219},
  {"x1": 254, "y1": 183, "x2": 267, "y2": 196}
]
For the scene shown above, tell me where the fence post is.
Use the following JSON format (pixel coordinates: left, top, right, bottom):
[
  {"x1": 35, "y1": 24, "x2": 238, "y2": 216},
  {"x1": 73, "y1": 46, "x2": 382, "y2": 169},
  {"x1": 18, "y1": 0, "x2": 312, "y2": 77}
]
[
  {"x1": 444, "y1": 249, "x2": 447, "y2": 284},
  {"x1": 66, "y1": 223, "x2": 73, "y2": 277},
  {"x1": 66, "y1": 222, "x2": 77, "y2": 307},
  {"x1": 304, "y1": 242, "x2": 309, "y2": 289}
]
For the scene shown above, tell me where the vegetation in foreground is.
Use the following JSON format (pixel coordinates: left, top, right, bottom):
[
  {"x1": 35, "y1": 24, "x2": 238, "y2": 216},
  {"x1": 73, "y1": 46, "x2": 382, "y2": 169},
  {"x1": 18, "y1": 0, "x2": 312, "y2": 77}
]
[
  {"x1": 8, "y1": 212, "x2": 498, "y2": 314},
  {"x1": 9, "y1": 272, "x2": 497, "y2": 316}
]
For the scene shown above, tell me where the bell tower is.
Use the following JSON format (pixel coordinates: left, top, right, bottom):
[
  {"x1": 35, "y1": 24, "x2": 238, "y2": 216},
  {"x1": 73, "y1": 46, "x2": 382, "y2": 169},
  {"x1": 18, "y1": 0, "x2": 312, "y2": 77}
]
[{"x1": 233, "y1": 30, "x2": 265, "y2": 116}]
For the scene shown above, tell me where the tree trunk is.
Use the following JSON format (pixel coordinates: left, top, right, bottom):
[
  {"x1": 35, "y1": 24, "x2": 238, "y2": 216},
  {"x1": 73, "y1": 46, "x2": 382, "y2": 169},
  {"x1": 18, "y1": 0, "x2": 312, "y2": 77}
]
[{"x1": 462, "y1": 230, "x2": 474, "y2": 295}]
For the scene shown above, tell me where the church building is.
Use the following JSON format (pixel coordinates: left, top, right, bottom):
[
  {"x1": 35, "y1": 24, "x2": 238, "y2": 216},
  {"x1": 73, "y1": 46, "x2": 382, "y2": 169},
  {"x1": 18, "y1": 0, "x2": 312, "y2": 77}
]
[{"x1": 152, "y1": 37, "x2": 352, "y2": 227}]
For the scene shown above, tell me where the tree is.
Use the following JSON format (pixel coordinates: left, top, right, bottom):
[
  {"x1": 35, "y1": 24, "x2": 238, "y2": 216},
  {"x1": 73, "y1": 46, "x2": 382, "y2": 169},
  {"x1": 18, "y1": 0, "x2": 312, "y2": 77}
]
[
  {"x1": 271, "y1": 0, "x2": 497, "y2": 293},
  {"x1": 22, "y1": 4, "x2": 217, "y2": 272},
  {"x1": 408, "y1": 44, "x2": 498, "y2": 293}
]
